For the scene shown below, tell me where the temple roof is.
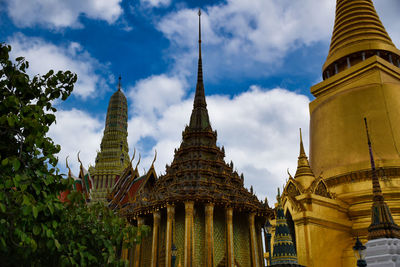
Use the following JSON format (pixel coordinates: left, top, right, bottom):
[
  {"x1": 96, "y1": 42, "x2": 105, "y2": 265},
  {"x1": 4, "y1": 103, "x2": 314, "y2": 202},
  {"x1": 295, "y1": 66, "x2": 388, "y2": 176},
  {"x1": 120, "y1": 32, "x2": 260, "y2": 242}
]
[
  {"x1": 323, "y1": 0, "x2": 400, "y2": 72},
  {"x1": 119, "y1": 11, "x2": 269, "y2": 218}
]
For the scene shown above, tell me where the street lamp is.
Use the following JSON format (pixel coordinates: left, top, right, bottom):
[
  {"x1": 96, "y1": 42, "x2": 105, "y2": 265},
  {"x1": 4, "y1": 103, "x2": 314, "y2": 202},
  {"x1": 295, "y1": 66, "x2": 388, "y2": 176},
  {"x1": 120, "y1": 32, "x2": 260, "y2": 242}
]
[
  {"x1": 353, "y1": 236, "x2": 367, "y2": 267},
  {"x1": 171, "y1": 243, "x2": 177, "y2": 267},
  {"x1": 263, "y1": 219, "x2": 273, "y2": 266}
]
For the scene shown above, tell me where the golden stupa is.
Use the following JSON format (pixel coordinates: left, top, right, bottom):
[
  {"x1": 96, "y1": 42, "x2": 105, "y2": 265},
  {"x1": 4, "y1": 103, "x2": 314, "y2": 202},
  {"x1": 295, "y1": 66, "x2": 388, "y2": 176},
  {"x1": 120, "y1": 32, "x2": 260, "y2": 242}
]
[{"x1": 280, "y1": 0, "x2": 400, "y2": 266}]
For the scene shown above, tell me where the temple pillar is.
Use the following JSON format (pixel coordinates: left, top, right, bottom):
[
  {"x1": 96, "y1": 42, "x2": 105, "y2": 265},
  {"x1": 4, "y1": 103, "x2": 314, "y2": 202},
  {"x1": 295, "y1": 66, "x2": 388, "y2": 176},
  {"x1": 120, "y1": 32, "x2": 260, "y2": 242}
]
[
  {"x1": 204, "y1": 203, "x2": 214, "y2": 267},
  {"x1": 184, "y1": 201, "x2": 194, "y2": 267},
  {"x1": 226, "y1": 207, "x2": 234, "y2": 267},
  {"x1": 249, "y1": 212, "x2": 259, "y2": 267},
  {"x1": 165, "y1": 204, "x2": 175, "y2": 267},
  {"x1": 151, "y1": 211, "x2": 161, "y2": 267},
  {"x1": 134, "y1": 216, "x2": 144, "y2": 267}
]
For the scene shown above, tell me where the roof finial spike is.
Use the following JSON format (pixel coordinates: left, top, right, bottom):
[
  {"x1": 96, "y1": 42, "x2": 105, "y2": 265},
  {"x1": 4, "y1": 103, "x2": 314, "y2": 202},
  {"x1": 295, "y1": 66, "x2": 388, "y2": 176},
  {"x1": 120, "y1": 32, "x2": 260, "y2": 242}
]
[
  {"x1": 364, "y1": 118, "x2": 383, "y2": 200},
  {"x1": 118, "y1": 75, "x2": 122, "y2": 91},
  {"x1": 299, "y1": 128, "x2": 306, "y2": 157}
]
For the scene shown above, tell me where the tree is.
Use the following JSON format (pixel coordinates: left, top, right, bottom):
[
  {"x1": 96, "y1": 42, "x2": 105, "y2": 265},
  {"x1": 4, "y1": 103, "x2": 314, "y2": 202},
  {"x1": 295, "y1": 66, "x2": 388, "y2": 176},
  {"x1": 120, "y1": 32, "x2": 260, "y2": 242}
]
[{"x1": 0, "y1": 43, "x2": 146, "y2": 266}]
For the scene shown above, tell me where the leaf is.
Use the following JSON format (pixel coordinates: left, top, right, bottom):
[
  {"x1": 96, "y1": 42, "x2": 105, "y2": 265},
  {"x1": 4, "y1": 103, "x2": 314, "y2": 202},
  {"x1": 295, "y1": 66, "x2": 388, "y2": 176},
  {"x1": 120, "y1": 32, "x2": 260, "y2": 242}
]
[
  {"x1": 13, "y1": 159, "x2": 21, "y2": 171},
  {"x1": 31, "y1": 239, "x2": 37, "y2": 251},
  {"x1": 54, "y1": 239, "x2": 60, "y2": 249},
  {"x1": 0, "y1": 203, "x2": 5, "y2": 213},
  {"x1": 22, "y1": 195, "x2": 30, "y2": 205},
  {"x1": 32, "y1": 206, "x2": 38, "y2": 218},
  {"x1": 7, "y1": 116, "x2": 14, "y2": 127},
  {"x1": 33, "y1": 225, "x2": 41, "y2": 236},
  {"x1": 1, "y1": 158, "x2": 8, "y2": 166},
  {"x1": 48, "y1": 203, "x2": 54, "y2": 214}
]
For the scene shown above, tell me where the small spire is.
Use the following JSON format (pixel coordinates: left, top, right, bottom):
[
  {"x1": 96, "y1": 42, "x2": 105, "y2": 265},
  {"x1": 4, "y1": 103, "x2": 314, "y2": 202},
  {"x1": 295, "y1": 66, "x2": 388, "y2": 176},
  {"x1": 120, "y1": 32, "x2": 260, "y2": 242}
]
[
  {"x1": 299, "y1": 128, "x2": 306, "y2": 157},
  {"x1": 294, "y1": 128, "x2": 314, "y2": 179},
  {"x1": 364, "y1": 118, "x2": 400, "y2": 240},
  {"x1": 118, "y1": 75, "x2": 121, "y2": 91}
]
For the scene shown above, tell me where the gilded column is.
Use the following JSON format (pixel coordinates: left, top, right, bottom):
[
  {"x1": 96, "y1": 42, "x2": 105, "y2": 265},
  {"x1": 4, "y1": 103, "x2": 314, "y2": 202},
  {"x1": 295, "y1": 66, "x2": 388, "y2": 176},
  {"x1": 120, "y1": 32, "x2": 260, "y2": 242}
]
[
  {"x1": 204, "y1": 203, "x2": 214, "y2": 267},
  {"x1": 165, "y1": 204, "x2": 175, "y2": 267},
  {"x1": 249, "y1": 212, "x2": 259, "y2": 267},
  {"x1": 134, "y1": 216, "x2": 144, "y2": 267},
  {"x1": 151, "y1": 211, "x2": 161, "y2": 267},
  {"x1": 184, "y1": 201, "x2": 194, "y2": 267},
  {"x1": 226, "y1": 207, "x2": 234, "y2": 267}
]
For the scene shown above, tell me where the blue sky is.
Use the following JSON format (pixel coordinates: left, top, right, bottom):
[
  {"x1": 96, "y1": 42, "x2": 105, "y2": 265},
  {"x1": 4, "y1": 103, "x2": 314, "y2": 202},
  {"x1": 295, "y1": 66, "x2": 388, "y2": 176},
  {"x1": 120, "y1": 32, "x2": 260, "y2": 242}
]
[{"x1": 1, "y1": 0, "x2": 399, "y2": 202}]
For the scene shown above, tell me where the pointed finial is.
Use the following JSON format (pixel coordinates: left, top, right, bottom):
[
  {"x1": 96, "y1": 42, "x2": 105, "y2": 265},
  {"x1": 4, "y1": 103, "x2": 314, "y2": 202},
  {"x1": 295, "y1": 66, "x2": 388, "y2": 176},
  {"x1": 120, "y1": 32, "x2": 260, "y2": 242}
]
[
  {"x1": 151, "y1": 150, "x2": 157, "y2": 166},
  {"x1": 299, "y1": 128, "x2": 306, "y2": 157},
  {"x1": 66, "y1": 156, "x2": 72, "y2": 177},
  {"x1": 364, "y1": 118, "x2": 383, "y2": 201},
  {"x1": 277, "y1": 187, "x2": 282, "y2": 204},
  {"x1": 287, "y1": 168, "x2": 293, "y2": 179},
  {"x1": 135, "y1": 154, "x2": 141, "y2": 170},
  {"x1": 118, "y1": 75, "x2": 122, "y2": 91},
  {"x1": 77, "y1": 151, "x2": 82, "y2": 165},
  {"x1": 130, "y1": 148, "x2": 136, "y2": 164}
]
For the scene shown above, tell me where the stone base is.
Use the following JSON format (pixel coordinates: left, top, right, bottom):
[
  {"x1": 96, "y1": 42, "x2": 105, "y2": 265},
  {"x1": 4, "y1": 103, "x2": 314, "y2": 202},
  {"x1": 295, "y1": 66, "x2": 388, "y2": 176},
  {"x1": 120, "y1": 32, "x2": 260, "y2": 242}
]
[{"x1": 365, "y1": 238, "x2": 400, "y2": 267}]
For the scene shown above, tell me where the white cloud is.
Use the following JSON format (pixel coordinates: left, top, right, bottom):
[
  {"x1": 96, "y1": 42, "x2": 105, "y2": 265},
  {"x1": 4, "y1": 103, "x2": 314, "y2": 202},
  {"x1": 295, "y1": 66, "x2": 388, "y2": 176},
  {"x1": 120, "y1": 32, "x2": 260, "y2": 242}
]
[
  {"x1": 141, "y1": 0, "x2": 171, "y2": 8},
  {"x1": 5, "y1": 0, "x2": 123, "y2": 29},
  {"x1": 127, "y1": 74, "x2": 188, "y2": 145},
  {"x1": 157, "y1": 0, "x2": 336, "y2": 79},
  {"x1": 126, "y1": 77, "x2": 309, "y2": 203},
  {"x1": 374, "y1": 0, "x2": 400, "y2": 47},
  {"x1": 48, "y1": 109, "x2": 104, "y2": 176},
  {"x1": 8, "y1": 34, "x2": 110, "y2": 99}
]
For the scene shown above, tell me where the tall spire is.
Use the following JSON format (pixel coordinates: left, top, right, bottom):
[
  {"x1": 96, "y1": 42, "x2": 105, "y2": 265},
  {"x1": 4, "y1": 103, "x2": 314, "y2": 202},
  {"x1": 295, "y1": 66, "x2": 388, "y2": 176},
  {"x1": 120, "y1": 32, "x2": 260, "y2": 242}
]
[
  {"x1": 272, "y1": 188, "x2": 298, "y2": 265},
  {"x1": 364, "y1": 118, "x2": 400, "y2": 240},
  {"x1": 323, "y1": 0, "x2": 400, "y2": 73},
  {"x1": 91, "y1": 75, "x2": 130, "y2": 202},
  {"x1": 294, "y1": 129, "x2": 314, "y2": 179},
  {"x1": 189, "y1": 9, "x2": 210, "y2": 130}
]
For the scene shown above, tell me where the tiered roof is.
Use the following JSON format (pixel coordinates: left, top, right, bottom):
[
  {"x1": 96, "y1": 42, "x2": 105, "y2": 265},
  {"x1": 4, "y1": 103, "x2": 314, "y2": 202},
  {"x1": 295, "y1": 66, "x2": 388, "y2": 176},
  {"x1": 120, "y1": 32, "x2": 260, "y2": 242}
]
[{"x1": 120, "y1": 10, "x2": 269, "y2": 218}]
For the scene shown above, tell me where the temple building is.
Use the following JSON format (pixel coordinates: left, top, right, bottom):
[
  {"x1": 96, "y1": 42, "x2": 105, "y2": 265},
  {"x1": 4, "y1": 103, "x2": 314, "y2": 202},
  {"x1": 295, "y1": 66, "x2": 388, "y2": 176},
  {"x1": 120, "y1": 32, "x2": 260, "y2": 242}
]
[
  {"x1": 280, "y1": 0, "x2": 400, "y2": 266},
  {"x1": 90, "y1": 77, "x2": 131, "y2": 202},
  {"x1": 113, "y1": 11, "x2": 271, "y2": 267}
]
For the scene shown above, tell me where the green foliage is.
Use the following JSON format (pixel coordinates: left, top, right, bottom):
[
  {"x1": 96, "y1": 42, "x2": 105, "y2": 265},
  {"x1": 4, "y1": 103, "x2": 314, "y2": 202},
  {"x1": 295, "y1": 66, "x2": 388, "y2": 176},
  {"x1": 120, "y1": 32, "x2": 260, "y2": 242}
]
[{"x1": 0, "y1": 43, "x2": 147, "y2": 266}]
